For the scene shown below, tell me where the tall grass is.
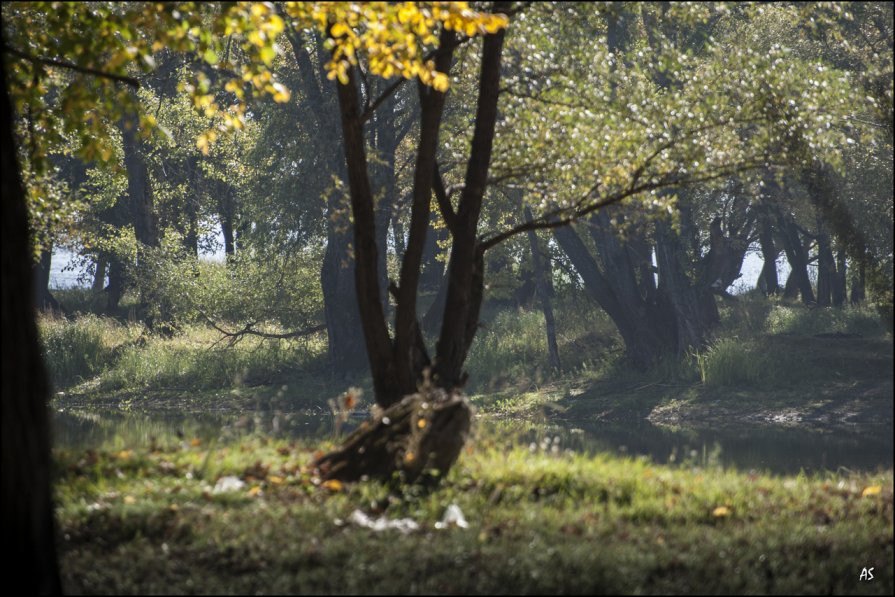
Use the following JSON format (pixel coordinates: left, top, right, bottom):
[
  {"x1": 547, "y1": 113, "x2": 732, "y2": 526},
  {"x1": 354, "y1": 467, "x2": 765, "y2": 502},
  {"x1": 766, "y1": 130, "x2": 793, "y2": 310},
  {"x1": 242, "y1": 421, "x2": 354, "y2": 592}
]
[
  {"x1": 39, "y1": 314, "x2": 138, "y2": 390},
  {"x1": 465, "y1": 296, "x2": 621, "y2": 391},
  {"x1": 765, "y1": 304, "x2": 888, "y2": 336},
  {"x1": 97, "y1": 332, "x2": 324, "y2": 393},
  {"x1": 693, "y1": 336, "x2": 823, "y2": 389}
]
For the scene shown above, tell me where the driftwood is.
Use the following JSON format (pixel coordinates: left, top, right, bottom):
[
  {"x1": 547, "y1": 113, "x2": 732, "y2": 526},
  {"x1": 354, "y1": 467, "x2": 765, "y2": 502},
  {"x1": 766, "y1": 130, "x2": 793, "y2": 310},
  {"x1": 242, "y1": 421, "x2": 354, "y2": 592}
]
[{"x1": 314, "y1": 388, "x2": 472, "y2": 485}]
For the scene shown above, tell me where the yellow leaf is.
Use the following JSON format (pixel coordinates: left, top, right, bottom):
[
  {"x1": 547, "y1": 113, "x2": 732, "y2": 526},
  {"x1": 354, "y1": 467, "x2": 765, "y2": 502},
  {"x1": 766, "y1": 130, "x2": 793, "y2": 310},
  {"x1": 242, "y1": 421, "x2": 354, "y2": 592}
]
[
  {"x1": 322, "y1": 479, "x2": 344, "y2": 492},
  {"x1": 270, "y1": 82, "x2": 291, "y2": 103},
  {"x1": 267, "y1": 14, "x2": 284, "y2": 35},
  {"x1": 268, "y1": 475, "x2": 284, "y2": 485},
  {"x1": 712, "y1": 506, "x2": 730, "y2": 517},
  {"x1": 190, "y1": 438, "x2": 202, "y2": 447},
  {"x1": 248, "y1": 486, "x2": 262, "y2": 497},
  {"x1": 117, "y1": 450, "x2": 132, "y2": 460},
  {"x1": 123, "y1": 495, "x2": 136, "y2": 504},
  {"x1": 432, "y1": 72, "x2": 450, "y2": 92},
  {"x1": 862, "y1": 485, "x2": 882, "y2": 497},
  {"x1": 331, "y1": 22, "x2": 349, "y2": 38}
]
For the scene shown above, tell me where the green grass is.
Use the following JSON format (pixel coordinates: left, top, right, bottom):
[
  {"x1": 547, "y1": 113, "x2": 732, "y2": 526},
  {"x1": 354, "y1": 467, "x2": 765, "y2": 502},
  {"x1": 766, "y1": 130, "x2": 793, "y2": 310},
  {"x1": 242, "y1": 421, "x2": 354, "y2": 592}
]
[
  {"x1": 40, "y1": 313, "x2": 330, "y2": 400},
  {"x1": 466, "y1": 296, "x2": 621, "y2": 394},
  {"x1": 96, "y1": 328, "x2": 321, "y2": 393},
  {"x1": 54, "y1": 432, "x2": 893, "y2": 594},
  {"x1": 39, "y1": 314, "x2": 141, "y2": 390}
]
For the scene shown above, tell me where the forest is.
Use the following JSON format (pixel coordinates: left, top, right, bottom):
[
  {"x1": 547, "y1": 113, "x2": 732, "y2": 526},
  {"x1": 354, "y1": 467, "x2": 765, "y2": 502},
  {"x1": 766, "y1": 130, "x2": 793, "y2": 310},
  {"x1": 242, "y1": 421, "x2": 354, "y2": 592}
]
[{"x1": 1, "y1": 2, "x2": 893, "y2": 594}]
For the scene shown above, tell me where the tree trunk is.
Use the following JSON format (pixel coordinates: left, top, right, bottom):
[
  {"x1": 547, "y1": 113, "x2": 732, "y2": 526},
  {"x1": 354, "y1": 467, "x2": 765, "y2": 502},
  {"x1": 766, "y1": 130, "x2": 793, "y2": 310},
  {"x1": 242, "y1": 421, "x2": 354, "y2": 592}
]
[
  {"x1": 92, "y1": 255, "x2": 107, "y2": 291},
  {"x1": 182, "y1": 156, "x2": 200, "y2": 256},
  {"x1": 816, "y1": 221, "x2": 835, "y2": 307},
  {"x1": 106, "y1": 257, "x2": 125, "y2": 314},
  {"x1": 758, "y1": 215, "x2": 779, "y2": 295},
  {"x1": 850, "y1": 258, "x2": 866, "y2": 304},
  {"x1": 553, "y1": 223, "x2": 668, "y2": 369},
  {"x1": 434, "y1": 20, "x2": 507, "y2": 389},
  {"x1": 318, "y1": 8, "x2": 509, "y2": 484},
  {"x1": 832, "y1": 245, "x2": 847, "y2": 307},
  {"x1": 120, "y1": 110, "x2": 159, "y2": 250},
  {"x1": 2, "y1": 58, "x2": 63, "y2": 594},
  {"x1": 215, "y1": 179, "x2": 238, "y2": 257},
  {"x1": 777, "y1": 216, "x2": 815, "y2": 304},
  {"x1": 372, "y1": 95, "x2": 399, "y2": 315},
  {"x1": 655, "y1": 219, "x2": 718, "y2": 355},
  {"x1": 315, "y1": 387, "x2": 471, "y2": 484},
  {"x1": 321, "y1": 229, "x2": 368, "y2": 375},
  {"x1": 33, "y1": 248, "x2": 60, "y2": 312},
  {"x1": 525, "y1": 206, "x2": 560, "y2": 371}
]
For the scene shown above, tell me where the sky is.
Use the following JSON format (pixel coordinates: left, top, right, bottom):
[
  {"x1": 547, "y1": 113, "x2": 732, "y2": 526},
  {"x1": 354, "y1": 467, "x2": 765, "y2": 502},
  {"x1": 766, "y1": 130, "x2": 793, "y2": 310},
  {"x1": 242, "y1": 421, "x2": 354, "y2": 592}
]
[{"x1": 50, "y1": 237, "x2": 791, "y2": 295}]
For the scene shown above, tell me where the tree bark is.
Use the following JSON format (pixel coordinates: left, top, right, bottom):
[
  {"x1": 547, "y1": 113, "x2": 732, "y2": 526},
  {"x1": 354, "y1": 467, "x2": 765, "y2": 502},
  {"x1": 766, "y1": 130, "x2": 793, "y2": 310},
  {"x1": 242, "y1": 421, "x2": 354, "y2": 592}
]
[
  {"x1": 32, "y1": 248, "x2": 60, "y2": 312},
  {"x1": 654, "y1": 218, "x2": 718, "y2": 355},
  {"x1": 2, "y1": 57, "x2": 63, "y2": 594},
  {"x1": 850, "y1": 258, "x2": 866, "y2": 304},
  {"x1": 319, "y1": 5, "x2": 509, "y2": 484},
  {"x1": 525, "y1": 206, "x2": 560, "y2": 371},
  {"x1": 371, "y1": 94, "x2": 399, "y2": 314},
  {"x1": 777, "y1": 215, "x2": 816, "y2": 304},
  {"x1": 286, "y1": 29, "x2": 367, "y2": 373},
  {"x1": 816, "y1": 224, "x2": 835, "y2": 307},
  {"x1": 832, "y1": 246, "x2": 847, "y2": 307},
  {"x1": 758, "y1": 214, "x2": 779, "y2": 295},
  {"x1": 434, "y1": 18, "x2": 508, "y2": 389},
  {"x1": 553, "y1": 223, "x2": 668, "y2": 369},
  {"x1": 120, "y1": 110, "x2": 159, "y2": 250},
  {"x1": 92, "y1": 255, "x2": 107, "y2": 292}
]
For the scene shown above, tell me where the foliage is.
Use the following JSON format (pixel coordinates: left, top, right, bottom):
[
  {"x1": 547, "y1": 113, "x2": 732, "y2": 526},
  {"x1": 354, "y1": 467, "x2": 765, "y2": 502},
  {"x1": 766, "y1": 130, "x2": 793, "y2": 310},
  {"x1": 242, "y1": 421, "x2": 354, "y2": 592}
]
[{"x1": 285, "y1": 2, "x2": 508, "y2": 89}]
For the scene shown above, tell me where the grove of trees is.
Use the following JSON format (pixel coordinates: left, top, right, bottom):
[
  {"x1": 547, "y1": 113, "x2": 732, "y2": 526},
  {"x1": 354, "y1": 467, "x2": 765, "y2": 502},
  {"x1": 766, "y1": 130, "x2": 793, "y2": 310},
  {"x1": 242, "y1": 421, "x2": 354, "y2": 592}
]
[{"x1": 2, "y1": 1, "x2": 892, "y2": 591}]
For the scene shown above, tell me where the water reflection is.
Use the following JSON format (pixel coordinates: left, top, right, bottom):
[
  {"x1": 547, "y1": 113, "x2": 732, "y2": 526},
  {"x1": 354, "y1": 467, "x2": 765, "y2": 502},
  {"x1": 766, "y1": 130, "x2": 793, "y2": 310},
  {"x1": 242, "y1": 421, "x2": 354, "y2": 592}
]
[
  {"x1": 489, "y1": 418, "x2": 894, "y2": 475},
  {"x1": 53, "y1": 408, "x2": 893, "y2": 475}
]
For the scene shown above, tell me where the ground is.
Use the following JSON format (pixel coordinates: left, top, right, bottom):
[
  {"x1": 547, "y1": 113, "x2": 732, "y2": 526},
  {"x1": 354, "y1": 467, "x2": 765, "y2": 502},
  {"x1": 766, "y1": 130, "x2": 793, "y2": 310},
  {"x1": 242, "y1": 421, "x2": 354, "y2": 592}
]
[
  {"x1": 46, "y1": 296, "x2": 895, "y2": 593},
  {"x1": 55, "y1": 434, "x2": 894, "y2": 594}
]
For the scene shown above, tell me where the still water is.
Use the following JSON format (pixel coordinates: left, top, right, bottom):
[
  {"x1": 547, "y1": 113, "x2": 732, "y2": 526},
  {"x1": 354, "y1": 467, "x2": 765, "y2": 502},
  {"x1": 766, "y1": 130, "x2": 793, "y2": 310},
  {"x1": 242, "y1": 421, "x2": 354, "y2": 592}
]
[{"x1": 52, "y1": 407, "x2": 893, "y2": 475}]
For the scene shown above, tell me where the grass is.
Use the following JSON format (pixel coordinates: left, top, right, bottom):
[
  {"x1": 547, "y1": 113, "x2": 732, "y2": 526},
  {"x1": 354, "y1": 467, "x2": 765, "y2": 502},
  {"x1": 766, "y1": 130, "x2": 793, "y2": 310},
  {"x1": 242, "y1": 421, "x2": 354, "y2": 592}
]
[
  {"x1": 54, "y1": 431, "x2": 893, "y2": 594},
  {"x1": 44, "y1": 295, "x2": 893, "y2": 432},
  {"x1": 40, "y1": 313, "x2": 332, "y2": 406},
  {"x1": 39, "y1": 314, "x2": 141, "y2": 390}
]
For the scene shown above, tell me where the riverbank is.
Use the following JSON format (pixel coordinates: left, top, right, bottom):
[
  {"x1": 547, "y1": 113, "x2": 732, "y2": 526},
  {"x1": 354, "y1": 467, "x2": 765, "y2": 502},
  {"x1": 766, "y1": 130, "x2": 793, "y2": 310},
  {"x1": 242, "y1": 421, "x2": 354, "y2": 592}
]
[
  {"x1": 44, "y1": 295, "x2": 893, "y2": 433},
  {"x1": 54, "y1": 431, "x2": 893, "y2": 594}
]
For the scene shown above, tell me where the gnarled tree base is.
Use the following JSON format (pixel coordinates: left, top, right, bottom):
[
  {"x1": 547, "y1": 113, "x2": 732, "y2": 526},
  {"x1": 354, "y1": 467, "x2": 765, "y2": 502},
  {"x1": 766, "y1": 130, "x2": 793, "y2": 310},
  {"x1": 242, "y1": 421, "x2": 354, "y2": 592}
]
[{"x1": 314, "y1": 389, "x2": 472, "y2": 485}]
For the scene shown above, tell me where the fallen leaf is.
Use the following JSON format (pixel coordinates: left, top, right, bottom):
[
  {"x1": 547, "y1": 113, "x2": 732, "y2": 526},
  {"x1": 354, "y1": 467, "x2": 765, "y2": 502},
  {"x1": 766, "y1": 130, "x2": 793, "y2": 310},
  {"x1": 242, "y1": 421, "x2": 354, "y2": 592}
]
[
  {"x1": 123, "y1": 495, "x2": 136, "y2": 505},
  {"x1": 248, "y1": 486, "x2": 262, "y2": 497},
  {"x1": 322, "y1": 479, "x2": 344, "y2": 492},
  {"x1": 190, "y1": 438, "x2": 202, "y2": 447},
  {"x1": 268, "y1": 475, "x2": 284, "y2": 485},
  {"x1": 712, "y1": 506, "x2": 731, "y2": 517},
  {"x1": 862, "y1": 485, "x2": 882, "y2": 497}
]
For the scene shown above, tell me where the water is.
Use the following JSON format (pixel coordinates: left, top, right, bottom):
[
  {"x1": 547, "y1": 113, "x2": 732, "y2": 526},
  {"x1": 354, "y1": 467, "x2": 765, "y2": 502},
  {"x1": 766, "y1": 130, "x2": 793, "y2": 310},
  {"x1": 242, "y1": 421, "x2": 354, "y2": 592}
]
[{"x1": 52, "y1": 407, "x2": 893, "y2": 475}]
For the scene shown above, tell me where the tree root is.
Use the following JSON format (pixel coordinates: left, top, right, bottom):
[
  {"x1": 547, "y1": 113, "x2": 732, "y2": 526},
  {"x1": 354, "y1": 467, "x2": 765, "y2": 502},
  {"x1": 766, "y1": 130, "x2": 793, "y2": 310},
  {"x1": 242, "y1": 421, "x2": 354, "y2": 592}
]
[{"x1": 313, "y1": 388, "x2": 472, "y2": 485}]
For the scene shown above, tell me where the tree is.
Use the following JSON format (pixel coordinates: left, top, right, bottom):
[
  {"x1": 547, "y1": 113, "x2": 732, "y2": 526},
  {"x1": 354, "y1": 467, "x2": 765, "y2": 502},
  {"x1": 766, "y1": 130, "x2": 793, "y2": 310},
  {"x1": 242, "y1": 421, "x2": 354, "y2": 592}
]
[{"x1": 1, "y1": 52, "x2": 63, "y2": 595}]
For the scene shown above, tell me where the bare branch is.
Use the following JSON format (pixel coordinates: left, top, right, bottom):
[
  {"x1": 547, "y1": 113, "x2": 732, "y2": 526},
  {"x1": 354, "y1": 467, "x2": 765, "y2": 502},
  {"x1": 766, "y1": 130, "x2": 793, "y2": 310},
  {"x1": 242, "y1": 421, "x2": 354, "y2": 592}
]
[
  {"x1": 3, "y1": 44, "x2": 140, "y2": 87},
  {"x1": 200, "y1": 311, "x2": 325, "y2": 346}
]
